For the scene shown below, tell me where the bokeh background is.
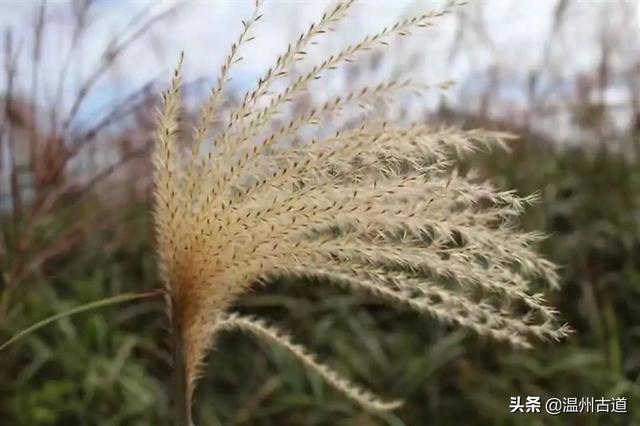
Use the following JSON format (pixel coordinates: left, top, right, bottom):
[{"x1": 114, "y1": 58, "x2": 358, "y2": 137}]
[{"x1": 1, "y1": 1, "x2": 639, "y2": 425}]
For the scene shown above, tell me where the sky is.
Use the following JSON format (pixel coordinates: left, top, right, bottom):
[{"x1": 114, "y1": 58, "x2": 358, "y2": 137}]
[{"x1": 1, "y1": 0, "x2": 638, "y2": 139}]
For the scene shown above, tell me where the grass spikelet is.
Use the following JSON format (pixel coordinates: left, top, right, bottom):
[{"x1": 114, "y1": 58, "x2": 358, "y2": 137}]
[
  {"x1": 153, "y1": 2, "x2": 570, "y2": 423},
  {"x1": 215, "y1": 314, "x2": 403, "y2": 411}
]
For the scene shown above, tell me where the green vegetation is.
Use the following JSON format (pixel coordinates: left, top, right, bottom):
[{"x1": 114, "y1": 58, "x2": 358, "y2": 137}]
[{"x1": 2, "y1": 133, "x2": 638, "y2": 425}]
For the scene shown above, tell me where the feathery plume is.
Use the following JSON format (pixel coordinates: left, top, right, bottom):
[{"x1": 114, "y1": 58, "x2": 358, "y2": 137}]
[{"x1": 152, "y1": 1, "x2": 569, "y2": 423}]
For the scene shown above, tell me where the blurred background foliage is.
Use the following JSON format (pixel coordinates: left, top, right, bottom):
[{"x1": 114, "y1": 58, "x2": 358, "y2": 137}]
[{"x1": 1, "y1": 1, "x2": 639, "y2": 425}]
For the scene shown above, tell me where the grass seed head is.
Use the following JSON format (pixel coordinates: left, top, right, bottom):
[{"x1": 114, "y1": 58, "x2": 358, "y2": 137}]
[{"x1": 153, "y1": 0, "x2": 569, "y2": 418}]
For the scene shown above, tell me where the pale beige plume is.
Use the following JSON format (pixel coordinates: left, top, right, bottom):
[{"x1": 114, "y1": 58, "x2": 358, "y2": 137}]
[{"x1": 152, "y1": 1, "x2": 570, "y2": 423}]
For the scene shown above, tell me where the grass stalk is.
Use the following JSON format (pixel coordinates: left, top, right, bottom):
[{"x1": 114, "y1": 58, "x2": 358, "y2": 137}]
[{"x1": 171, "y1": 300, "x2": 192, "y2": 426}]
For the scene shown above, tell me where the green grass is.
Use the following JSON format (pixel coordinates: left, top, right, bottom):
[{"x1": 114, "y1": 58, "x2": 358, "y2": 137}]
[{"x1": 2, "y1": 138, "x2": 639, "y2": 425}]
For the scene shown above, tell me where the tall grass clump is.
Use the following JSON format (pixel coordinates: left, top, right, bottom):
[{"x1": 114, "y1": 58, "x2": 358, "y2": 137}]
[
  {"x1": 0, "y1": 3, "x2": 178, "y2": 422},
  {"x1": 153, "y1": 1, "x2": 570, "y2": 423}
]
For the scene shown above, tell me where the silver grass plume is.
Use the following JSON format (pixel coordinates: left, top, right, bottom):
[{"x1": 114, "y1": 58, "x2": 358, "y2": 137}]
[{"x1": 152, "y1": 1, "x2": 570, "y2": 424}]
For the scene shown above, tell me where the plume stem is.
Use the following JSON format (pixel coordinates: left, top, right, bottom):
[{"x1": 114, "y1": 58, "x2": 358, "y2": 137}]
[{"x1": 171, "y1": 302, "x2": 192, "y2": 426}]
